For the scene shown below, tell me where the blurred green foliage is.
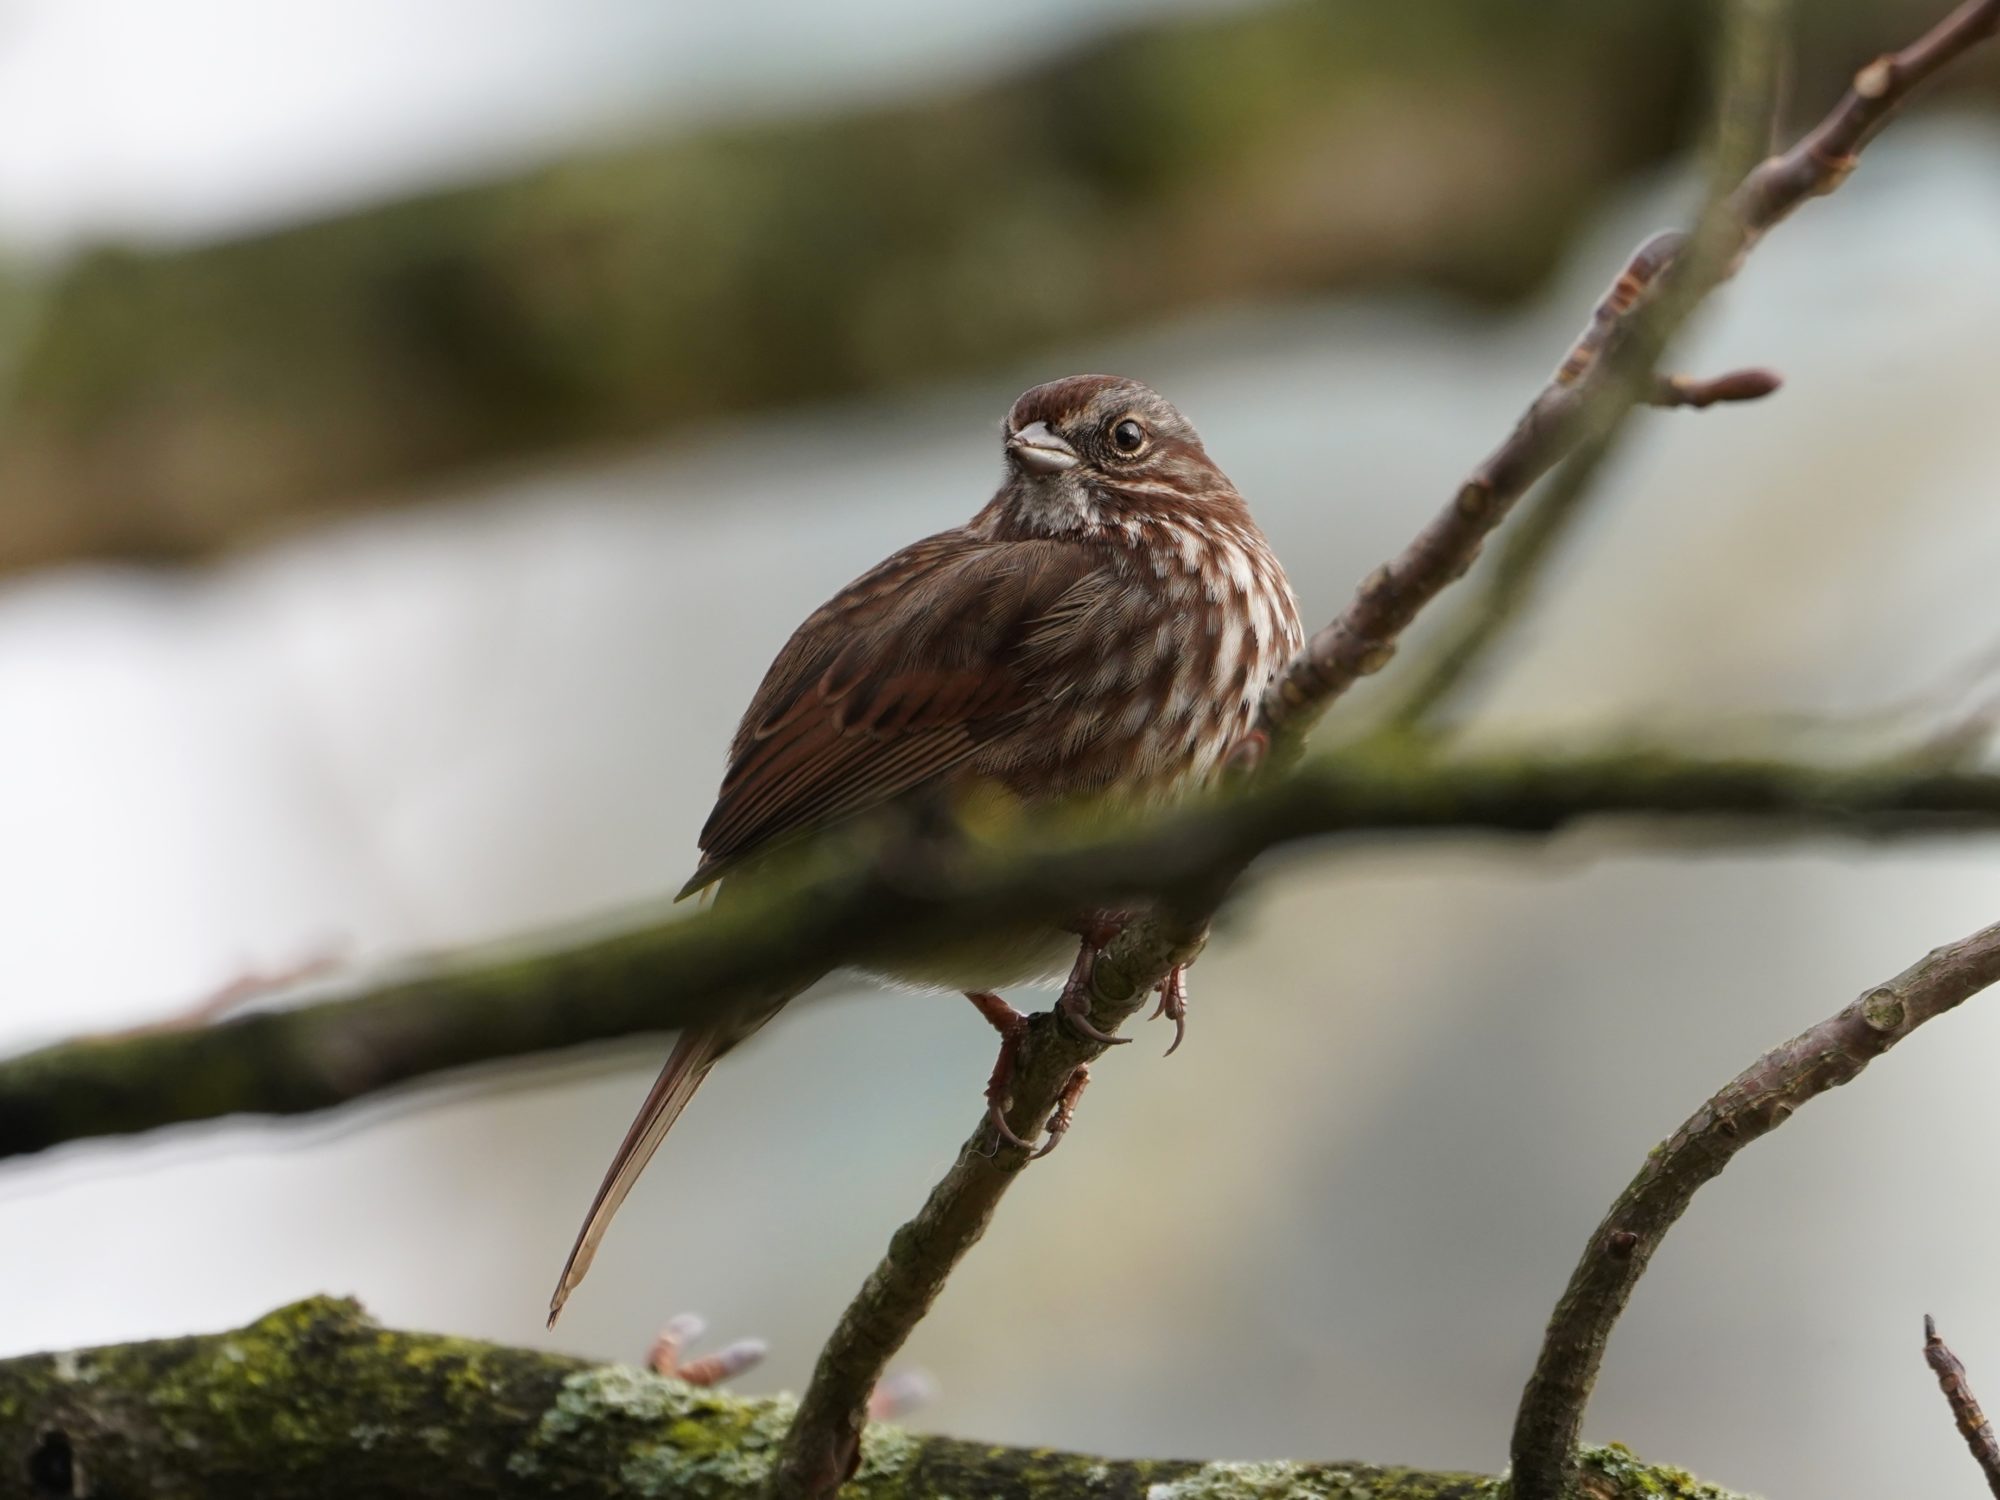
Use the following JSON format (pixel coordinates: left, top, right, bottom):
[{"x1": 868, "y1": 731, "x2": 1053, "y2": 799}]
[{"x1": 0, "y1": 0, "x2": 1987, "y2": 573}]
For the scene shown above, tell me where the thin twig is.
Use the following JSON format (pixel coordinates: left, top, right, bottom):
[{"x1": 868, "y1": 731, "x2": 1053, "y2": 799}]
[
  {"x1": 1924, "y1": 1315, "x2": 2000, "y2": 1498},
  {"x1": 1373, "y1": 352, "x2": 1778, "y2": 738},
  {"x1": 1507, "y1": 921, "x2": 2000, "y2": 1500},
  {"x1": 1386, "y1": 0, "x2": 2000, "y2": 738},
  {"x1": 1379, "y1": 0, "x2": 1789, "y2": 736},
  {"x1": 772, "y1": 3, "x2": 1999, "y2": 1493},
  {"x1": 1374, "y1": 433, "x2": 1621, "y2": 734},
  {"x1": 1260, "y1": 0, "x2": 1786, "y2": 752}
]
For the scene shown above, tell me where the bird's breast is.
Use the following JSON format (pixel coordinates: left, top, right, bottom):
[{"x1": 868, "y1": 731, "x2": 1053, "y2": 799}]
[{"x1": 984, "y1": 516, "x2": 1302, "y2": 809}]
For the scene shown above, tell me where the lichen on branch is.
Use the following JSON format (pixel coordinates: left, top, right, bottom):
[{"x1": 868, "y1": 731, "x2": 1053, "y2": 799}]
[{"x1": 0, "y1": 1297, "x2": 1748, "y2": 1500}]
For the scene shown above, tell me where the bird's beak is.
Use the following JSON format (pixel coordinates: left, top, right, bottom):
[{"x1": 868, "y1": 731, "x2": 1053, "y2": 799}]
[{"x1": 1007, "y1": 421, "x2": 1079, "y2": 474}]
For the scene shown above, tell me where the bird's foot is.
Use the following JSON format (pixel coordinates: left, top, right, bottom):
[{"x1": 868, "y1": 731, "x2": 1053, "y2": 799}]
[
  {"x1": 1031, "y1": 1063, "x2": 1091, "y2": 1160},
  {"x1": 1054, "y1": 926, "x2": 1132, "y2": 1046},
  {"x1": 967, "y1": 990, "x2": 1035, "y2": 1150},
  {"x1": 967, "y1": 990, "x2": 1093, "y2": 1158},
  {"x1": 1151, "y1": 965, "x2": 1189, "y2": 1056}
]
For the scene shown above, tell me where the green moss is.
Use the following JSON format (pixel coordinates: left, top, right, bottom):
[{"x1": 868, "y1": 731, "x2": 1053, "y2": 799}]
[
  {"x1": 507, "y1": 1359, "x2": 814, "y2": 1498},
  {"x1": 1143, "y1": 1458, "x2": 1362, "y2": 1499},
  {"x1": 0, "y1": 1300, "x2": 1760, "y2": 1500},
  {"x1": 852, "y1": 1421, "x2": 924, "y2": 1487},
  {"x1": 1578, "y1": 1443, "x2": 1753, "y2": 1500}
]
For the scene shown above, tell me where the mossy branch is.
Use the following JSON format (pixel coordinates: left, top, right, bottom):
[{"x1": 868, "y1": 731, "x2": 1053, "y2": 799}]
[
  {"x1": 5, "y1": 741, "x2": 2000, "y2": 1165},
  {"x1": 0, "y1": 1296, "x2": 1753, "y2": 1500},
  {"x1": 1511, "y1": 915, "x2": 2000, "y2": 1499}
]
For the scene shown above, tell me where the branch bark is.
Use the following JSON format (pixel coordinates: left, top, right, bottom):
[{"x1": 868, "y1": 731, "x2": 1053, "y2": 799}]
[
  {"x1": 1375, "y1": 0, "x2": 1788, "y2": 736},
  {"x1": 1509, "y1": 919, "x2": 2000, "y2": 1500},
  {"x1": 1256, "y1": 0, "x2": 1781, "y2": 754},
  {"x1": 0, "y1": 1296, "x2": 1754, "y2": 1500},
  {"x1": 6, "y1": 743, "x2": 2000, "y2": 1165},
  {"x1": 1923, "y1": 1315, "x2": 2000, "y2": 1498}
]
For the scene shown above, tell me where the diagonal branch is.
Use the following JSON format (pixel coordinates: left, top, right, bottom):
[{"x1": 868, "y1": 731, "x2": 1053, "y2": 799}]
[
  {"x1": 1509, "y1": 919, "x2": 2000, "y2": 1499},
  {"x1": 1381, "y1": 0, "x2": 1790, "y2": 736},
  {"x1": 1377, "y1": 0, "x2": 2000, "y2": 741},
  {"x1": 771, "y1": 3, "x2": 2000, "y2": 1493},
  {"x1": 1257, "y1": 0, "x2": 1784, "y2": 754},
  {"x1": 1924, "y1": 1315, "x2": 2000, "y2": 1498}
]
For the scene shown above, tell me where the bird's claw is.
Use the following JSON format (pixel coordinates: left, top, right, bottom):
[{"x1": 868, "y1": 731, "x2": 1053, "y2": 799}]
[
  {"x1": 967, "y1": 934, "x2": 1128, "y2": 1154},
  {"x1": 968, "y1": 989, "x2": 1096, "y2": 1158},
  {"x1": 1030, "y1": 1065, "x2": 1091, "y2": 1159},
  {"x1": 1152, "y1": 966, "x2": 1189, "y2": 1056},
  {"x1": 983, "y1": 1063, "x2": 1091, "y2": 1160},
  {"x1": 1057, "y1": 983, "x2": 1130, "y2": 1044},
  {"x1": 985, "y1": 1098, "x2": 1038, "y2": 1154},
  {"x1": 970, "y1": 990, "x2": 1044, "y2": 1155},
  {"x1": 1056, "y1": 939, "x2": 1131, "y2": 1045}
]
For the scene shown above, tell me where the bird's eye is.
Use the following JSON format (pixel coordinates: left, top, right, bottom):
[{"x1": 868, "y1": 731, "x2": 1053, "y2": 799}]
[{"x1": 1110, "y1": 418, "x2": 1147, "y2": 455}]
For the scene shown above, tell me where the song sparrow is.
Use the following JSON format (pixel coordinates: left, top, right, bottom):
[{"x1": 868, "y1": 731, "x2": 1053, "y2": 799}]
[{"x1": 548, "y1": 373, "x2": 1302, "y2": 1324}]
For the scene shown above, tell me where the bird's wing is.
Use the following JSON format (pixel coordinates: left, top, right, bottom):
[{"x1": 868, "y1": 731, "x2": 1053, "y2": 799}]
[{"x1": 678, "y1": 529, "x2": 1104, "y2": 896}]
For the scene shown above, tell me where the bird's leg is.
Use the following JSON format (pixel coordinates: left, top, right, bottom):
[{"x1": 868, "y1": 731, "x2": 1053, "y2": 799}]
[
  {"x1": 1151, "y1": 965, "x2": 1189, "y2": 1056},
  {"x1": 966, "y1": 990, "x2": 1036, "y2": 1152},
  {"x1": 966, "y1": 990, "x2": 1092, "y2": 1158},
  {"x1": 1054, "y1": 911, "x2": 1135, "y2": 1046}
]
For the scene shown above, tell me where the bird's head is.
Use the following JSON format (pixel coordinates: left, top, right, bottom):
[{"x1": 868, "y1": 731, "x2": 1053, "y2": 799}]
[{"x1": 992, "y1": 374, "x2": 1243, "y2": 535}]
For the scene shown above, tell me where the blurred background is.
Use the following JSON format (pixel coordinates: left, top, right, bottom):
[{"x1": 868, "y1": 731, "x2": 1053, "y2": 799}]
[{"x1": 3, "y1": 1, "x2": 1999, "y2": 1494}]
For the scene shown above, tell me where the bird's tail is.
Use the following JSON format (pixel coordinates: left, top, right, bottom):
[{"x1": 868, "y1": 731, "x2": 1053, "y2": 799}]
[{"x1": 546, "y1": 997, "x2": 781, "y2": 1327}]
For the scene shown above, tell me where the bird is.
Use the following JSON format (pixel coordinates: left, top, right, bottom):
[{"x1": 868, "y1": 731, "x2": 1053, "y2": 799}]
[{"x1": 547, "y1": 373, "x2": 1302, "y2": 1326}]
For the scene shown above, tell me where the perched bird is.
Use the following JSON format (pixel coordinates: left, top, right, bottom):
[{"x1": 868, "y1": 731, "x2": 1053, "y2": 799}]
[{"x1": 547, "y1": 374, "x2": 1302, "y2": 1325}]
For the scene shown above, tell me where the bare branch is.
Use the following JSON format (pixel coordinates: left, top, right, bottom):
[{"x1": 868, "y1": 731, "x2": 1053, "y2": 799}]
[
  {"x1": 1373, "y1": 431, "x2": 1621, "y2": 734},
  {"x1": 1259, "y1": 0, "x2": 1786, "y2": 750},
  {"x1": 1647, "y1": 368, "x2": 1783, "y2": 409},
  {"x1": 1509, "y1": 921, "x2": 2000, "y2": 1499},
  {"x1": 1383, "y1": 0, "x2": 2000, "y2": 736},
  {"x1": 1924, "y1": 1315, "x2": 2000, "y2": 1497},
  {"x1": 1377, "y1": 360, "x2": 1778, "y2": 737},
  {"x1": 1379, "y1": 0, "x2": 1791, "y2": 736}
]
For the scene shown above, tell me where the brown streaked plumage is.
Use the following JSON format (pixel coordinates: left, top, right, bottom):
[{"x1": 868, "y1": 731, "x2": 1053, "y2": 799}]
[{"x1": 548, "y1": 374, "x2": 1302, "y2": 1324}]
